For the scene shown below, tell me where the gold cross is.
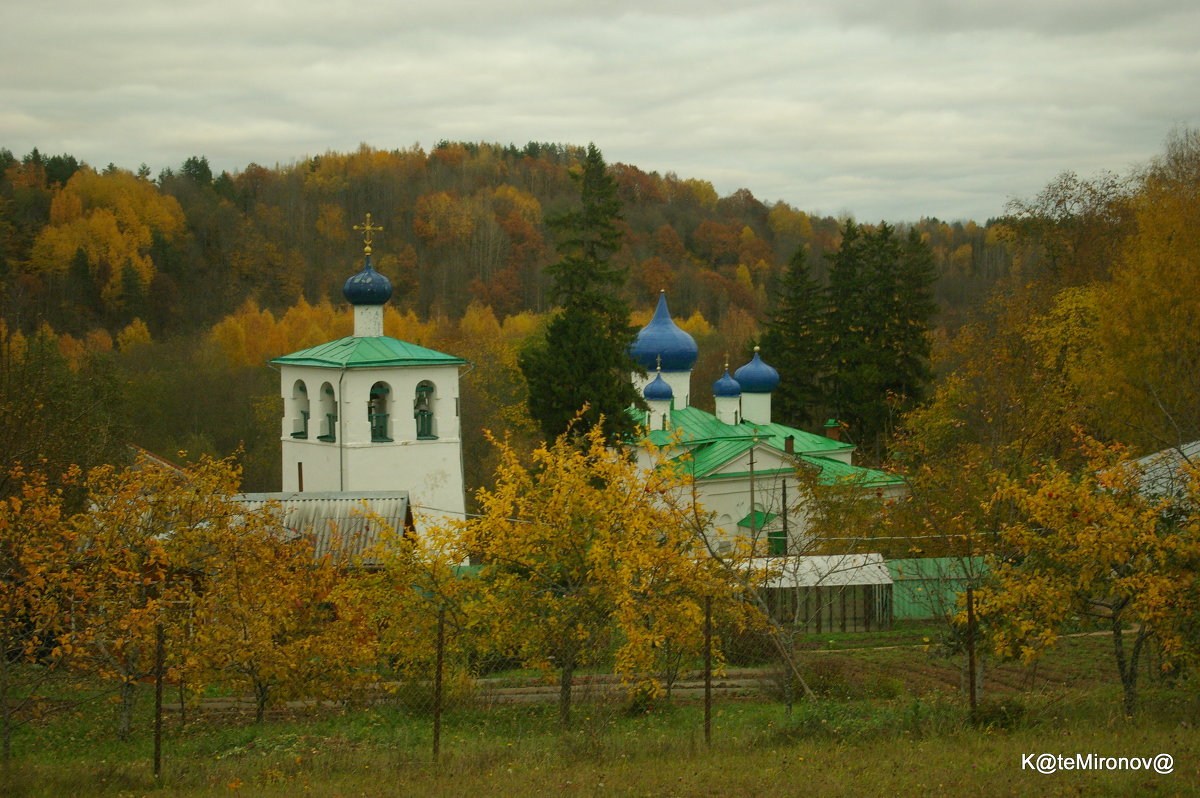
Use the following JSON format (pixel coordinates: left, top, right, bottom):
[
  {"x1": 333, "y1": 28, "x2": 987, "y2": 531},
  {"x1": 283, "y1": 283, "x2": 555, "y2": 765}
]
[{"x1": 353, "y1": 213, "x2": 384, "y2": 254}]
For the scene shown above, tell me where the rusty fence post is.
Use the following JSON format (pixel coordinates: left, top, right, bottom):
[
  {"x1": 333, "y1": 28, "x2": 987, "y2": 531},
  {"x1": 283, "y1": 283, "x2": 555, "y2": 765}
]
[
  {"x1": 704, "y1": 595, "x2": 712, "y2": 747},
  {"x1": 154, "y1": 621, "x2": 164, "y2": 780},
  {"x1": 433, "y1": 605, "x2": 445, "y2": 762}
]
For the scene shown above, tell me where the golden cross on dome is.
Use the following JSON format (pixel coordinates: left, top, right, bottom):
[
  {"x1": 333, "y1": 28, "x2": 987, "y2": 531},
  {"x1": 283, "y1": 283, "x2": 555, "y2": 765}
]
[{"x1": 353, "y1": 213, "x2": 384, "y2": 255}]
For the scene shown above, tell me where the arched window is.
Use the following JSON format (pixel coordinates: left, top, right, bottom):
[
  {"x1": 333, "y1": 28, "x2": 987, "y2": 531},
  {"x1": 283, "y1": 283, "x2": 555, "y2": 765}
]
[
  {"x1": 368, "y1": 381, "x2": 392, "y2": 442},
  {"x1": 289, "y1": 380, "x2": 310, "y2": 438},
  {"x1": 414, "y1": 380, "x2": 437, "y2": 439},
  {"x1": 317, "y1": 382, "x2": 337, "y2": 442}
]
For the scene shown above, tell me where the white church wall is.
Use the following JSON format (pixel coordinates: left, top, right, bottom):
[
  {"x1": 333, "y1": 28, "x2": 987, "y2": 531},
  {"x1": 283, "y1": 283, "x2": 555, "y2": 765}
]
[
  {"x1": 740, "y1": 392, "x2": 772, "y2": 425},
  {"x1": 341, "y1": 440, "x2": 465, "y2": 525},
  {"x1": 277, "y1": 361, "x2": 466, "y2": 527},
  {"x1": 697, "y1": 472, "x2": 815, "y2": 555},
  {"x1": 631, "y1": 369, "x2": 692, "y2": 411}
]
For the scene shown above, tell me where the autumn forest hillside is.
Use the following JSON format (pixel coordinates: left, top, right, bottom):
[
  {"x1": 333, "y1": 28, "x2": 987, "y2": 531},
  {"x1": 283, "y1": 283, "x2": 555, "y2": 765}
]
[
  {"x1": 0, "y1": 142, "x2": 1012, "y2": 338},
  {"x1": 1, "y1": 133, "x2": 1195, "y2": 499},
  {"x1": 0, "y1": 141, "x2": 1016, "y2": 492}
]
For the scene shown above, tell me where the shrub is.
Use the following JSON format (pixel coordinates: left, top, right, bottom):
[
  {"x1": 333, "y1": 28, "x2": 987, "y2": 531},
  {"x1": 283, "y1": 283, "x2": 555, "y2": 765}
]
[{"x1": 970, "y1": 697, "x2": 1026, "y2": 730}]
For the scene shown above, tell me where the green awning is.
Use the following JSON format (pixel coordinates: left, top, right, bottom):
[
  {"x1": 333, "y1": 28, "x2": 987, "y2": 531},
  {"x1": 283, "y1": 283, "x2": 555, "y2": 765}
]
[{"x1": 737, "y1": 511, "x2": 777, "y2": 529}]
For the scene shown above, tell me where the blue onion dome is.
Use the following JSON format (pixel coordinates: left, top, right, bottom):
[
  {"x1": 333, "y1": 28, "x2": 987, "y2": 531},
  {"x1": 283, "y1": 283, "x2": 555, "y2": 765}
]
[
  {"x1": 713, "y1": 366, "x2": 742, "y2": 398},
  {"x1": 630, "y1": 291, "x2": 698, "y2": 371},
  {"x1": 644, "y1": 371, "x2": 674, "y2": 402},
  {"x1": 342, "y1": 255, "x2": 392, "y2": 306},
  {"x1": 734, "y1": 346, "x2": 779, "y2": 393}
]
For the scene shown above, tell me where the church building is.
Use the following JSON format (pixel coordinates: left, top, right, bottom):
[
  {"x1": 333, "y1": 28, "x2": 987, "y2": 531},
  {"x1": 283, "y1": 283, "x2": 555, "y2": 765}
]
[
  {"x1": 238, "y1": 216, "x2": 468, "y2": 547},
  {"x1": 629, "y1": 291, "x2": 904, "y2": 556}
]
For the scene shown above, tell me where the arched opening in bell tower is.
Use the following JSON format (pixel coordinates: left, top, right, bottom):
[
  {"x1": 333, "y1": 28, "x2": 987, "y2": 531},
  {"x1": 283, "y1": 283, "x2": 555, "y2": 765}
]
[
  {"x1": 369, "y1": 381, "x2": 393, "y2": 442},
  {"x1": 414, "y1": 380, "x2": 437, "y2": 440},
  {"x1": 317, "y1": 382, "x2": 337, "y2": 442},
  {"x1": 289, "y1": 380, "x2": 310, "y2": 438}
]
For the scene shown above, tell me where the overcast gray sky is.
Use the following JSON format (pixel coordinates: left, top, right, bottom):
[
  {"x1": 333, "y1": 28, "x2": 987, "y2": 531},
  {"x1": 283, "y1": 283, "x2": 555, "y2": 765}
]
[{"x1": 3, "y1": 0, "x2": 1196, "y2": 222}]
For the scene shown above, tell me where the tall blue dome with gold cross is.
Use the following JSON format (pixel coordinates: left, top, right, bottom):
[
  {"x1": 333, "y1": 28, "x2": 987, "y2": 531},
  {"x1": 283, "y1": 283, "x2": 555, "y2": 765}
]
[
  {"x1": 629, "y1": 291, "x2": 697, "y2": 409},
  {"x1": 630, "y1": 291, "x2": 698, "y2": 372}
]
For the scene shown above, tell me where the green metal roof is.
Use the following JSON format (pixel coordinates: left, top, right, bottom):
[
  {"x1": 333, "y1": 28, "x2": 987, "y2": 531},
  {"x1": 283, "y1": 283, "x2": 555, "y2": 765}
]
[
  {"x1": 641, "y1": 406, "x2": 754, "y2": 446},
  {"x1": 733, "y1": 421, "x2": 854, "y2": 455},
  {"x1": 737, "y1": 511, "x2": 777, "y2": 529},
  {"x1": 802, "y1": 456, "x2": 904, "y2": 487},
  {"x1": 638, "y1": 406, "x2": 853, "y2": 455},
  {"x1": 635, "y1": 404, "x2": 896, "y2": 486},
  {"x1": 271, "y1": 336, "x2": 466, "y2": 369},
  {"x1": 681, "y1": 438, "x2": 757, "y2": 477}
]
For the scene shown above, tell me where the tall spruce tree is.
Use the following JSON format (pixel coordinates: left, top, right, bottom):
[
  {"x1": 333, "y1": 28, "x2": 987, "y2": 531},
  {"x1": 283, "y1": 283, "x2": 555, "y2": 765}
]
[
  {"x1": 884, "y1": 227, "x2": 937, "y2": 405},
  {"x1": 825, "y1": 222, "x2": 936, "y2": 461},
  {"x1": 760, "y1": 244, "x2": 826, "y2": 427},
  {"x1": 519, "y1": 144, "x2": 643, "y2": 442}
]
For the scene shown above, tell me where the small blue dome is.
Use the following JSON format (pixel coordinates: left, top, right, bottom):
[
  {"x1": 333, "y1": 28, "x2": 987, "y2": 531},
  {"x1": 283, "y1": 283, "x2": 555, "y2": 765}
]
[
  {"x1": 630, "y1": 292, "x2": 698, "y2": 372},
  {"x1": 342, "y1": 255, "x2": 393, "y2": 306},
  {"x1": 713, "y1": 369, "x2": 742, "y2": 398},
  {"x1": 644, "y1": 373, "x2": 674, "y2": 402},
  {"x1": 734, "y1": 347, "x2": 779, "y2": 393}
]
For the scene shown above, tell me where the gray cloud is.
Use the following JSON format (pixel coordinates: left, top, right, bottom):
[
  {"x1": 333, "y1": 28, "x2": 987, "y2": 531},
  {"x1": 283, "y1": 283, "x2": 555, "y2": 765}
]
[{"x1": 2, "y1": 0, "x2": 1196, "y2": 221}]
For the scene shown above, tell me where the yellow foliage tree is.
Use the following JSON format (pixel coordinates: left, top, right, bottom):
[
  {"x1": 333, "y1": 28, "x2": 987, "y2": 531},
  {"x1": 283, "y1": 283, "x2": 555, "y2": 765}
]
[
  {"x1": 978, "y1": 437, "x2": 1200, "y2": 715},
  {"x1": 29, "y1": 167, "x2": 184, "y2": 311},
  {"x1": 184, "y1": 491, "x2": 375, "y2": 722},
  {"x1": 1082, "y1": 130, "x2": 1200, "y2": 449},
  {"x1": 64, "y1": 454, "x2": 374, "y2": 728},
  {"x1": 116, "y1": 318, "x2": 152, "y2": 352},
  {"x1": 0, "y1": 466, "x2": 86, "y2": 762},
  {"x1": 455, "y1": 422, "x2": 732, "y2": 725},
  {"x1": 352, "y1": 525, "x2": 477, "y2": 707},
  {"x1": 73, "y1": 458, "x2": 203, "y2": 739}
]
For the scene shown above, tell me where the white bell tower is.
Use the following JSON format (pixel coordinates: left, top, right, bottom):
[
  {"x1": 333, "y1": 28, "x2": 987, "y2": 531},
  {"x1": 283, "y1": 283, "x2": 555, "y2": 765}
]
[{"x1": 272, "y1": 214, "x2": 468, "y2": 527}]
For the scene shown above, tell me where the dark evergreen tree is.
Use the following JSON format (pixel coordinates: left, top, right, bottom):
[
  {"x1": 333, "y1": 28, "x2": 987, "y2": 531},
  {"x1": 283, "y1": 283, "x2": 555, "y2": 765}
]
[
  {"x1": 519, "y1": 144, "x2": 643, "y2": 442},
  {"x1": 180, "y1": 155, "x2": 213, "y2": 186},
  {"x1": 884, "y1": 227, "x2": 937, "y2": 404},
  {"x1": 542, "y1": 144, "x2": 626, "y2": 317},
  {"x1": 825, "y1": 221, "x2": 871, "y2": 435},
  {"x1": 64, "y1": 247, "x2": 100, "y2": 329},
  {"x1": 824, "y1": 222, "x2": 936, "y2": 461},
  {"x1": 43, "y1": 153, "x2": 81, "y2": 188},
  {"x1": 760, "y1": 244, "x2": 826, "y2": 427},
  {"x1": 118, "y1": 263, "x2": 145, "y2": 326}
]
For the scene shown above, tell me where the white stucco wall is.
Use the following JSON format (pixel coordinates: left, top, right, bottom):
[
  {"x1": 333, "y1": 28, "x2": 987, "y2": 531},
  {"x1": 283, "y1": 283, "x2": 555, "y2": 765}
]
[
  {"x1": 631, "y1": 369, "x2": 692, "y2": 410},
  {"x1": 740, "y1": 392, "x2": 773, "y2": 425},
  {"x1": 279, "y1": 361, "x2": 466, "y2": 529}
]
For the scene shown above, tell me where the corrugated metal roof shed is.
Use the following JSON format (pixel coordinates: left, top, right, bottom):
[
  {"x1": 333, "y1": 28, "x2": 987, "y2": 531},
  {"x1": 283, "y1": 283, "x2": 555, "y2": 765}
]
[
  {"x1": 747, "y1": 553, "x2": 892, "y2": 588},
  {"x1": 236, "y1": 491, "x2": 411, "y2": 562},
  {"x1": 1135, "y1": 440, "x2": 1200, "y2": 499}
]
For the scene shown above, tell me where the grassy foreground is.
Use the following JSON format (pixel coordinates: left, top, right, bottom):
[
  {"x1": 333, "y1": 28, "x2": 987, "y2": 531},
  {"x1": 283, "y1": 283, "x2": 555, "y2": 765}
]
[
  {"x1": 4, "y1": 684, "x2": 1199, "y2": 797},
  {"x1": 3, "y1": 633, "x2": 1197, "y2": 797}
]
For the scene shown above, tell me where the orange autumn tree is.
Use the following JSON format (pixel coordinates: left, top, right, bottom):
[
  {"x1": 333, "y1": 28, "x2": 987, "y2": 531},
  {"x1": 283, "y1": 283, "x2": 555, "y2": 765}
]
[
  {"x1": 70, "y1": 454, "x2": 373, "y2": 728},
  {"x1": 72, "y1": 457, "x2": 206, "y2": 740},
  {"x1": 184, "y1": 495, "x2": 375, "y2": 723},
  {"x1": 977, "y1": 437, "x2": 1200, "y2": 716},
  {"x1": 28, "y1": 166, "x2": 185, "y2": 316},
  {"x1": 0, "y1": 466, "x2": 87, "y2": 763},
  {"x1": 456, "y1": 421, "x2": 733, "y2": 727},
  {"x1": 353, "y1": 522, "x2": 476, "y2": 705}
]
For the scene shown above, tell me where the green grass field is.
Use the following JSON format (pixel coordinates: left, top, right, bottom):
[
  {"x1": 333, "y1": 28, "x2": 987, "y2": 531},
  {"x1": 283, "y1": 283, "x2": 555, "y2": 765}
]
[{"x1": 4, "y1": 633, "x2": 1197, "y2": 797}]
